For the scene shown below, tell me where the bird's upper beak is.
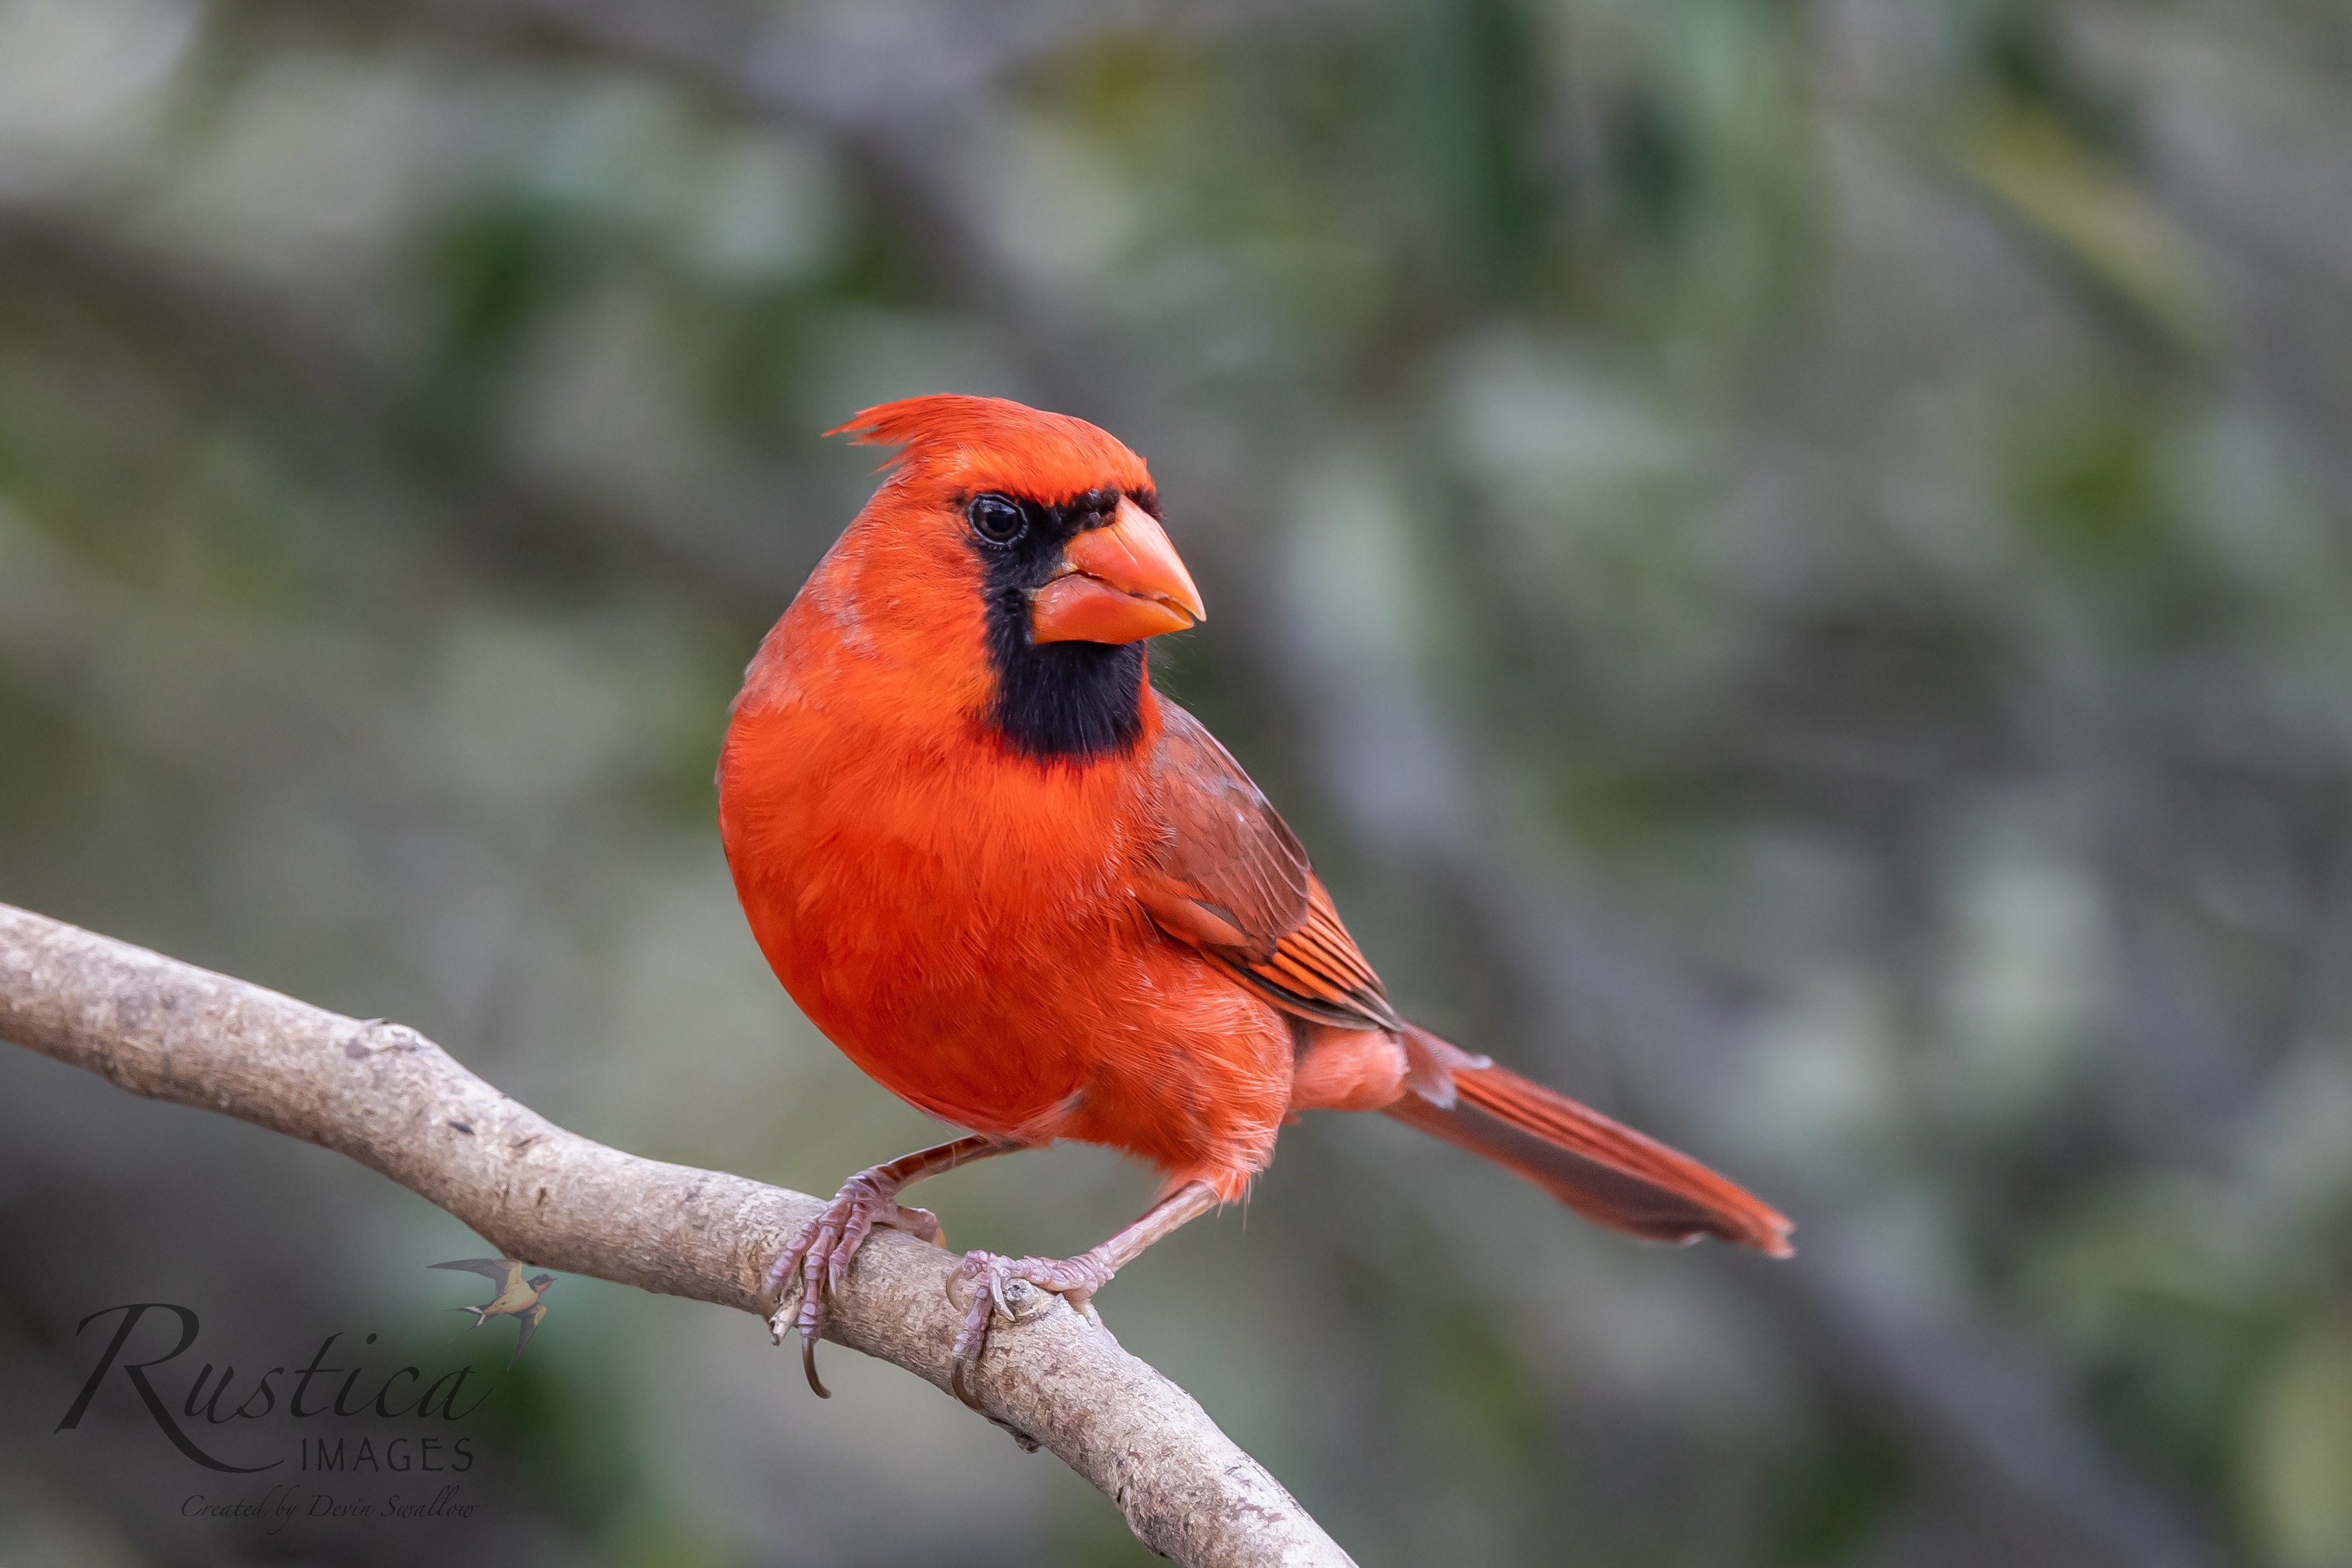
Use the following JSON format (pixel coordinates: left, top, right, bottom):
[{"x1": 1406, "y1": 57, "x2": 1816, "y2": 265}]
[{"x1": 1031, "y1": 497, "x2": 1206, "y2": 644}]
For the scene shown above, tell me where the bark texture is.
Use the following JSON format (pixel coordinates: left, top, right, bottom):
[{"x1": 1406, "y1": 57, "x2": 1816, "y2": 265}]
[{"x1": 0, "y1": 901, "x2": 1352, "y2": 1567}]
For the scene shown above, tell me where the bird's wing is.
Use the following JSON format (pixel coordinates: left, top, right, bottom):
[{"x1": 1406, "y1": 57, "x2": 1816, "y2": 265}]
[
  {"x1": 431, "y1": 1258, "x2": 522, "y2": 1290},
  {"x1": 1141, "y1": 700, "x2": 1400, "y2": 1033},
  {"x1": 510, "y1": 1303, "x2": 545, "y2": 1367}
]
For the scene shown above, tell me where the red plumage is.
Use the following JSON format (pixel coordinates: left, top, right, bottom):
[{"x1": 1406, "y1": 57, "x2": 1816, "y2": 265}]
[{"x1": 719, "y1": 394, "x2": 1789, "y2": 1398}]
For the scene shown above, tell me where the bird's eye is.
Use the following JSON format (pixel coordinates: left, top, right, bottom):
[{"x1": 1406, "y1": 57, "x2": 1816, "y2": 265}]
[{"x1": 968, "y1": 493, "x2": 1027, "y2": 544}]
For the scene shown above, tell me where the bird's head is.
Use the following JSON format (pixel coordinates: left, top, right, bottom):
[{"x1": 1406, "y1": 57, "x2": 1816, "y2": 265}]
[
  {"x1": 831, "y1": 394, "x2": 1202, "y2": 646},
  {"x1": 814, "y1": 394, "x2": 1205, "y2": 760},
  {"x1": 528, "y1": 1274, "x2": 556, "y2": 1292}
]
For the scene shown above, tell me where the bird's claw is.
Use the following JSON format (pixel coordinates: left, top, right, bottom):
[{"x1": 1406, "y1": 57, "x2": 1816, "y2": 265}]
[
  {"x1": 946, "y1": 1247, "x2": 1116, "y2": 1411},
  {"x1": 766, "y1": 1169, "x2": 945, "y2": 1398}
]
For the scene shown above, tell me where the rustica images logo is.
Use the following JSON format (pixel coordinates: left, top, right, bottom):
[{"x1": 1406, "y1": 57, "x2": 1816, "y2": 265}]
[{"x1": 48, "y1": 1258, "x2": 561, "y2": 1531}]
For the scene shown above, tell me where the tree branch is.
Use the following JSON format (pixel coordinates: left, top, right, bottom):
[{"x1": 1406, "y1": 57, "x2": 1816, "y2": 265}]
[{"x1": 0, "y1": 901, "x2": 1353, "y2": 1568}]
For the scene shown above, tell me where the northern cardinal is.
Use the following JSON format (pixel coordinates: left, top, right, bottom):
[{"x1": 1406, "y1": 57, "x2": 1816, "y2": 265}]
[{"x1": 719, "y1": 395, "x2": 1791, "y2": 1402}]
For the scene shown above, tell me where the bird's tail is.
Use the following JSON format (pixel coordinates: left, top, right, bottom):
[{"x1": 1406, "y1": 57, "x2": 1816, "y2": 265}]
[{"x1": 1386, "y1": 1025, "x2": 1793, "y2": 1257}]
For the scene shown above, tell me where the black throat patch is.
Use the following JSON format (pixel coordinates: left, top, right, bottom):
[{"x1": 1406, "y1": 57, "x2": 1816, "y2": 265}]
[{"x1": 972, "y1": 485, "x2": 1161, "y2": 762}]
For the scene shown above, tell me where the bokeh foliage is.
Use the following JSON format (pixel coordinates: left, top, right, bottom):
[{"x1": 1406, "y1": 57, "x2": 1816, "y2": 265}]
[{"x1": 4, "y1": 0, "x2": 2352, "y2": 1563}]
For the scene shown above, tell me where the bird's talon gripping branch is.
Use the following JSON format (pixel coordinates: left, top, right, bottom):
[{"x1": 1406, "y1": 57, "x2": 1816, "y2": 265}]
[
  {"x1": 764, "y1": 1138, "x2": 1012, "y2": 1397},
  {"x1": 947, "y1": 1247, "x2": 1118, "y2": 1410},
  {"x1": 771, "y1": 1179, "x2": 931, "y2": 1397}
]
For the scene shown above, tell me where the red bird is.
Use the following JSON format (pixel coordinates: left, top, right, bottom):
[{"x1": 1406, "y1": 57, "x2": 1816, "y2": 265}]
[{"x1": 719, "y1": 395, "x2": 1790, "y2": 1402}]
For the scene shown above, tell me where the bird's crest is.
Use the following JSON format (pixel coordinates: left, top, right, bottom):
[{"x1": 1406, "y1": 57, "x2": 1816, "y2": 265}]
[{"x1": 828, "y1": 394, "x2": 1153, "y2": 505}]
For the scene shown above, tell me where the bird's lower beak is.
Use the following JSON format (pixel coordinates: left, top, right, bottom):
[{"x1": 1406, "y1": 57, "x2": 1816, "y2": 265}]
[{"x1": 1031, "y1": 497, "x2": 1206, "y2": 644}]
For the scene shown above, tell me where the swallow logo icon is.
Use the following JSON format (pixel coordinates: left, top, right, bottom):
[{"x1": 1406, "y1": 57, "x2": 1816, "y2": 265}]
[{"x1": 430, "y1": 1259, "x2": 556, "y2": 1367}]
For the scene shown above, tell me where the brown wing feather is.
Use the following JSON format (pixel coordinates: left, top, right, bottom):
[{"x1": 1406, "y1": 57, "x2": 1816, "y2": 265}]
[
  {"x1": 1143, "y1": 701, "x2": 1398, "y2": 1032},
  {"x1": 1232, "y1": 880, "x2": 1398, "y2": 1029}
]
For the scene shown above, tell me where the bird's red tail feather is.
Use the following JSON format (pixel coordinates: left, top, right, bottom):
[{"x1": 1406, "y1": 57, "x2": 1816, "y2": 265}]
[{"x1": 1385, "y1": 1032, "x2": 1792, "y2": 1257}]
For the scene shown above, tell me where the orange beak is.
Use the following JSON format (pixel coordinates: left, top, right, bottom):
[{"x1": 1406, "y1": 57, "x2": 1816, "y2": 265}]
[{"x1": 1030, "y1": 497, "x2": 1206, "y2": 645}]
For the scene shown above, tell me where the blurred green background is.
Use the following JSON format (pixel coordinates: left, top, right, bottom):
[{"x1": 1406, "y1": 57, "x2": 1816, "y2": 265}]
[{"x1": 4, "y1": 0, "x2": 2352, "y2": 1562}]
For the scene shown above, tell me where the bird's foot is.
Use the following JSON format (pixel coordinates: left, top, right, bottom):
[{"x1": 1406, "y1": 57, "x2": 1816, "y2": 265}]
[
  {"x1": 947, "y1": 1247, "x2": 1116, "y2": 1411},
  {"x1": 767, "y1": 1167, "x2": 945, "y2": 1398}
]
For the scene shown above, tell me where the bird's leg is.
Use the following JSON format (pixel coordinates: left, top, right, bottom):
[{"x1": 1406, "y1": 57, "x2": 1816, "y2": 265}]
[
  {"x1": 949, "y1": 1179, "x2": 1220, "y2": 1409},
  {"x1": 769, "y1": 1134, "x2": 1021, "y2": 1397}
]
